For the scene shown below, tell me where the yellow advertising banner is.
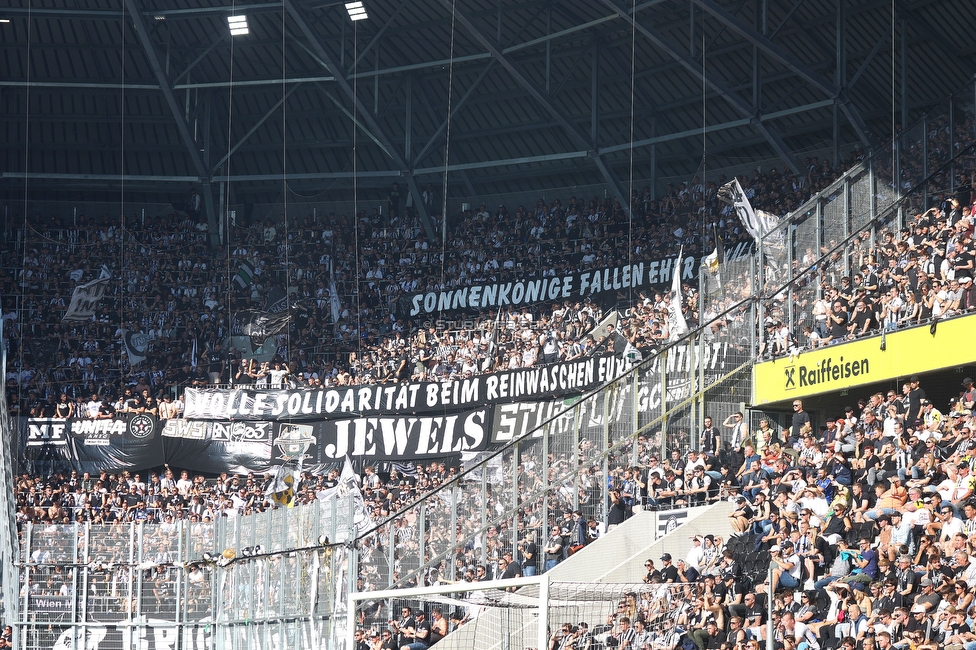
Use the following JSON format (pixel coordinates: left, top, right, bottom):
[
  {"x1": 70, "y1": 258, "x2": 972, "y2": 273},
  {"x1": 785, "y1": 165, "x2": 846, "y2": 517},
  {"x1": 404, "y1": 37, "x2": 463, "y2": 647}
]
[{"x1": 753, "y1": 313, "x2": 976, "y2": 405}]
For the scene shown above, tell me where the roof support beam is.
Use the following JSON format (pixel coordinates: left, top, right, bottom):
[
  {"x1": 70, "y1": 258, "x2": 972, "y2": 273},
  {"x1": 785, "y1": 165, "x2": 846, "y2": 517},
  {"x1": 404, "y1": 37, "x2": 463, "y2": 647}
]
[
  {"x1": 600, "y1": 0, "x2": 801, "y2": 175},
  {"x1": 348, "y1": 2, "x2": 409, "y2": 75},
  {"x1": 124, "y1": 0, "x2": 220, "y2": 247},
  {"x1": 283, "y1": 0, "x2": 435, "y2": 241},
  {"x1": 689, "y1": 0, "x2": 835, "y2": 96},
  {"x1": 0, "y1": 77, "x2": 334, "y2": 91},
  {"x1": 688, "y1": 0, "x2": 872, "y2": 148},
  {"x1": 438, "y1": 0, "x2": 630, "y2": 212},
  {"x1": 411, "y1": 62, "x2": 495, "y2": 168},
  {"x1": 213, "y1": 83, "x2": 303, "y2": 173}
]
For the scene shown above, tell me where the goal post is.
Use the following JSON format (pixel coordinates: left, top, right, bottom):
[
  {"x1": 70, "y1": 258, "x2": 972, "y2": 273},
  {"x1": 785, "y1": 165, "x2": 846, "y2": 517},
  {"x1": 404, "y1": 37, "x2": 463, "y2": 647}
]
[
  {"x1": 351, "y1": 578, "x2": 707, "y2": 650},
  {"x1": 348, "y1": 575, "x2": 548, "y2": 650}
]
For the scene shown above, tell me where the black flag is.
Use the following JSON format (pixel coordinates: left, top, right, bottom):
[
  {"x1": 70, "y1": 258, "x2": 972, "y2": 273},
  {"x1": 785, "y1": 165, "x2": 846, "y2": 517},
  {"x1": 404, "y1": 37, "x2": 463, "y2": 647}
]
[{"x1": 239, "y1": 310, "x2": 291, "y2": 346}]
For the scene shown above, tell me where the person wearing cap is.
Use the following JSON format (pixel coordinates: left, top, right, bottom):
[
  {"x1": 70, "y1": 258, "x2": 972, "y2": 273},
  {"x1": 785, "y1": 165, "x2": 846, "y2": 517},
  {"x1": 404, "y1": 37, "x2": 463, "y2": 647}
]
[
  {"x1": 949, "y1": 464, "x2": 975, "y2": 512},
  {"x1": 366, "y1": 630, "x2": 385, "y2": 650},
  {"x1": 962, "y1": 377, "x2": 976, "y2": 411},
  {"x1": 499, "y1": 551, "x2": 521, "y2": 581},
  {"x1": 769, "y1": 540, "x2": 801, "y2": 593},
  {"x1": 912, "y1": 578, "x2": 940, "y2": 615},
  {"x1": 685, "y1": 466, "x2": 711, "y2": 506},
  {"x1": 544, "y1": 528, "x2": 564, "y2": 573},
  {"x1": 398, "y1": 609, "x2": 430, "y2": 650},
  {"x1": 658, "y1": 554, "x2": 678, "y2": 583},
  {"x1": 919, "y1": 399, "x2": 943, "y2": 435}
]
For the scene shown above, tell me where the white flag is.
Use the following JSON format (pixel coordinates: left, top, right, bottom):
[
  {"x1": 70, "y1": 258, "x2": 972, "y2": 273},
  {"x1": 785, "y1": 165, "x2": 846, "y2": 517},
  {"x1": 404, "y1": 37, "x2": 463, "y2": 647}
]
[
  {"x1": 668, "y1": 247, "x2": 688, "y2": 341},
  {"x1": 718, "y1": 178, "x2": 787, "y2": 281},
  {"x1": 62, "y1": 277, "x2": 111, "y2": 321}
]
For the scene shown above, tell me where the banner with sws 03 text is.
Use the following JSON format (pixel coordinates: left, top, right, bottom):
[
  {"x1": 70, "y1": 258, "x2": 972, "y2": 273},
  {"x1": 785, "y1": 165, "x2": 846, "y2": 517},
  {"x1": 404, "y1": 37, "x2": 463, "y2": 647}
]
[
  {"x1": 752, "y1": 313, "x2": 976, "y2": 405},
  {"x1": 183, "y1": 355, "x2": 636, "y2": 420},
  {"x1": 19, "y1": 412, "x2": 489, "y2": 473}
]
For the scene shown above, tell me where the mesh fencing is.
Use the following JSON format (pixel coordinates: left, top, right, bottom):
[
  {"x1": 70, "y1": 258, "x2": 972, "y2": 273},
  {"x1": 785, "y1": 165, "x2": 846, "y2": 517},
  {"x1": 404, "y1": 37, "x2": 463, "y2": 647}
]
[{"x1": 10, "y1": 69, "x2": 976, "y2": 650}]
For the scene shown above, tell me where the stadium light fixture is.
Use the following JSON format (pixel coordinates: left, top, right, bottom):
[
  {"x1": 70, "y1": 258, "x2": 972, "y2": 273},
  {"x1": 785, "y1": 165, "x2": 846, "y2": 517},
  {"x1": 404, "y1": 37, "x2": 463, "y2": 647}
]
[
  {"x1": 0, "y1": 19, "x2": 11, "y2": 24},
  {"x1": 227, "y1": 15, "x2": 249, "y2": 36},
  {"x1": 344, "y1": 1, "x2": 368, "y2": 21}
]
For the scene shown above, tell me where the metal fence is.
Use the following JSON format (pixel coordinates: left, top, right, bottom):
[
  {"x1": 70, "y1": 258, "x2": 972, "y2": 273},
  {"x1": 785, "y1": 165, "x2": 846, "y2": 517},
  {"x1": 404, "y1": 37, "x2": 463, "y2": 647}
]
[{"x1": 13, "y1": 497, "x2": 357, "y2": 650}]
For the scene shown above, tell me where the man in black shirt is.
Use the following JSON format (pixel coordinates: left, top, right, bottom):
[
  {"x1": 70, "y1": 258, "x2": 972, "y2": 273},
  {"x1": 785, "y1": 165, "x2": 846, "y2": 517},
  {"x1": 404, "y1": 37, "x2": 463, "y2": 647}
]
[
  {"x1": 906, "y1": 375, "x2": 927, "y2": 426},
  {"x1": 699, "y1": 417, "x2": 720, "y2": 457},
  {"x1": 400, "y1": 611, "x2": 431, "y2": 650},
  {"x1": 791, "y1": 400, "x2": 812, "y2": 438},
  {"x1": 827, "y1": 300, "x2": 849, "y2": 343},
  {"x1": 389, "y1": 606, "x2": 415, "y2": 648},
  {"x1": 207, "y1": 344, "x2": 225, "y2": 384},
  {"x1": 500, "y1": 551, "x2": 522, "y2": 580},
  {"x1": 658, "y1": 553, "x2": 679, "y2": 583},
  {"x1": 608, "y1": 490, "x2": 628, "y2": 528}
]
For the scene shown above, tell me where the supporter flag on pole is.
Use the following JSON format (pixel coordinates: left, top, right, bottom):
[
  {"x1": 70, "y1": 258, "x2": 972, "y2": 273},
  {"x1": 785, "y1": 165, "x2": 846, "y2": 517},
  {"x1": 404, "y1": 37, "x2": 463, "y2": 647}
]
[
  {"x1": 240, "y1": 310, "x2": 291, "y2": 347},
  {"x1": 233, "y1": 262, "x2": 255, "y2": 289},
  {"x1": 328, "y1": 268, "x2": 342, "y2": 324},
  {"x1": 122, "y1": 330, "x2": 148, "y2": 365},
  {"x1": 717, "y1": 178, "x2": 786, "y2": 282},
  {"x1": 701, "y1": 226, "x2": 725, "y2": 298},
  {"x1": 265, "y1": 465, "x2": 298, "y2": 508},
  {"x1": 318, "y1": 456, "x2": 373, "y2": 534},
  {"x1": 63, "y1": 276, "x2": 111, "y2": 321},
  {"x1": 668, "y1": 247, "x2": 689, "y2": 341}
]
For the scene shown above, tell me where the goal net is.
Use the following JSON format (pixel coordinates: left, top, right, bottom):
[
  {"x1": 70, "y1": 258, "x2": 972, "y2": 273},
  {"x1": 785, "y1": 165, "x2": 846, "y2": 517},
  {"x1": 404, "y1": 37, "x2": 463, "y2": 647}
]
[{"x1": 350, "y1": 578, "x2": 700, "y2": 650}]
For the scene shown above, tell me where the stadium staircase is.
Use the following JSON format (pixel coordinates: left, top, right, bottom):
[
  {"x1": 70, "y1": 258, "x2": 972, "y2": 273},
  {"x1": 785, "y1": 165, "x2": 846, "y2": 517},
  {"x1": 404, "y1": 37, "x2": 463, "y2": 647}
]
[{"x1": 431, "y1": 501, "x2": 735, "y2": 650}]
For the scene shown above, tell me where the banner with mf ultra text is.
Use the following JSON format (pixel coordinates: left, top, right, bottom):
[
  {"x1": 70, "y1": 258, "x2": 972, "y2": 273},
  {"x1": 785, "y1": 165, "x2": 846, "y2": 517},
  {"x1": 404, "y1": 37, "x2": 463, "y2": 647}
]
[
  {"x1": 21, "y1": 414, "x2": 164, "y2": 475},
  {"x1": 753, "y1": 313, "x2": 976, "y2": 405},
  {"x1": 183, "y1": 355, "x2": 636, "y2": 420},
  {"x1": 396, "y1": 258, "x2": 701, "y2": 317}
]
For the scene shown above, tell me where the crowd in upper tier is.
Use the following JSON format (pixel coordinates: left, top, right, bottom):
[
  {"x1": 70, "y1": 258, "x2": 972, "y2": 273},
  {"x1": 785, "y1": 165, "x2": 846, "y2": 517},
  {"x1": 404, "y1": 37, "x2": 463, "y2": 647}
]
[{"x1": 0, "y1": 148, "x2": 904, "y2": 418}]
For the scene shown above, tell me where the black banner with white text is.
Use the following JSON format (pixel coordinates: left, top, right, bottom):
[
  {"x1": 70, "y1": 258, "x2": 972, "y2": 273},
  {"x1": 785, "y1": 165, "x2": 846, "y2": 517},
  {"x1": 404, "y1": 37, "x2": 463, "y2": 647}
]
[
  {"x1": 183, "y1": 355, "x2": 635, "y2": 420},
  {"x1": 395, "y1": 258, "x2": 701, "y2": 317},
  {"x1": 19, "y1": 342, "x2": 733, "y2": 473}
]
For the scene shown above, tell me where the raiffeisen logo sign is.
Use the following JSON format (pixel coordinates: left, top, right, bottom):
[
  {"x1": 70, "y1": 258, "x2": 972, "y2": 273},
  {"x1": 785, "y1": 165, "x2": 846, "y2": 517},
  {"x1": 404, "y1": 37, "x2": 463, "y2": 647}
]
[
  {"x1": 753, "y1": 313, "x2": 976, "y2": 405},
  {"x1": 783, "y1": 356, "x2": 870, "y2": 391}
]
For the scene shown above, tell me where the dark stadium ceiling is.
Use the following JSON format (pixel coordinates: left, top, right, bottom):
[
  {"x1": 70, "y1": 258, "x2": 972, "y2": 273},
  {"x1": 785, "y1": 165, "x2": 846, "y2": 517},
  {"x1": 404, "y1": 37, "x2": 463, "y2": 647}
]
[{"x1": 2, "y1": 0, "x2": 976, "y2": 218}]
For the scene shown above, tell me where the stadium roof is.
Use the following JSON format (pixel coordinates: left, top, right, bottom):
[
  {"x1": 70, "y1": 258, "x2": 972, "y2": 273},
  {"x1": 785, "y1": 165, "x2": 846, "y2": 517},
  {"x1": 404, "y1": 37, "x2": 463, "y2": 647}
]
[{"x1": 2, "y1": 0, "x2": 975, "y2": 222}]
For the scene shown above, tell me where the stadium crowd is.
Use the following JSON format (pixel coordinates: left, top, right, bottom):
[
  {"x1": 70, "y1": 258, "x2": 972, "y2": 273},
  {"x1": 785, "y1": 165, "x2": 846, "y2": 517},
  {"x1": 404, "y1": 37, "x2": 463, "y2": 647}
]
[
  {"x1": 6, "y1": 130, "x2": 976, "y2": 650},
  {"x1": 336, "y1": 372, "x2": 976, "y2": 650},
  {"x1": 1, "y1": 150, "x2": 877, "y2": 420}
]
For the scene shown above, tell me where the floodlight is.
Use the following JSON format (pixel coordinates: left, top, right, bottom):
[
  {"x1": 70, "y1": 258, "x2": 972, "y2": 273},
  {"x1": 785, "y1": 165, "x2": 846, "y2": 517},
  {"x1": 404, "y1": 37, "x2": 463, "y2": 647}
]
[
  {"x1": 0, "y1": 19, "x2": 11, "y2": 24},
  {"x1": 227, "y1": 15, "x2": 249, "y2": 36},
  {"x1": 345, "y1": 1, "x2": 368, "y2": 21}
]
